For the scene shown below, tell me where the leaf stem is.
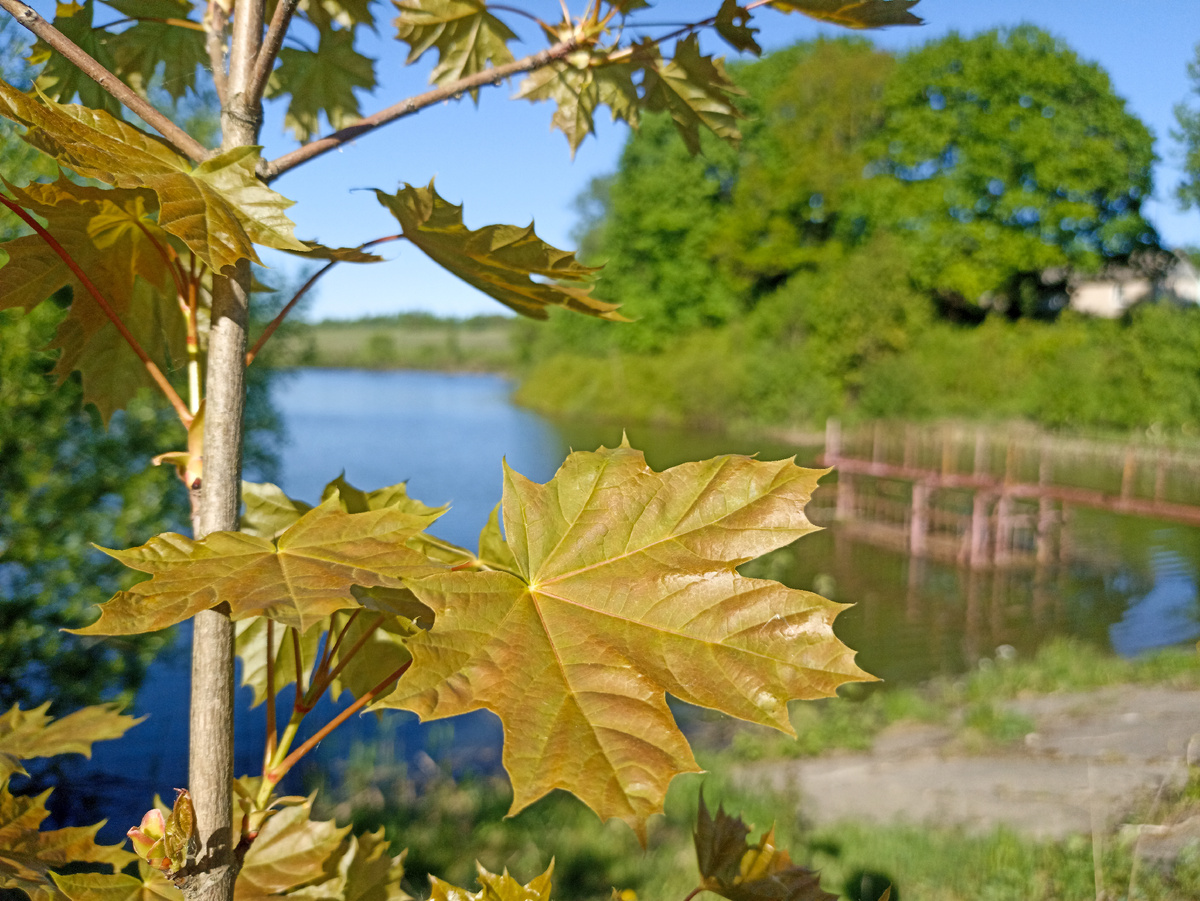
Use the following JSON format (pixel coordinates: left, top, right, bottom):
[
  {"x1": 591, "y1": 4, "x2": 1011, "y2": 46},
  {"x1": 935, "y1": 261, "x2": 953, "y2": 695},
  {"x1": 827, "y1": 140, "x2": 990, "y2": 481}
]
[
  {"x1": 305, "y1": 613, "x2": 385, "y2": 705},
  {"x1": 681, "y1": 888, "x2": 704, "y2": 901},
  {"x1": 0, "y1": 193, "x2": 192, "y2": 425},
  {"x1": 245, "y1": 235, "x2": 403, "y2": 365},
  {"x1": 0, "y1": 0, "x2": 210, "y2": 162},
  {"x1": 95, "y1": 15, "x2": 206, "y2": 31},
  {"x1": 267, "y1": 661, "x2": 411, "y2": 787},
  {"x1": 291, "y1": 627, "x2": 304, "y2": 708},
  {"x1": 262, "y1": 38, "x2": 583, "y2": 181},
  {"x1": 264, "y1": 619, "x2": 278, "y2": 767}
]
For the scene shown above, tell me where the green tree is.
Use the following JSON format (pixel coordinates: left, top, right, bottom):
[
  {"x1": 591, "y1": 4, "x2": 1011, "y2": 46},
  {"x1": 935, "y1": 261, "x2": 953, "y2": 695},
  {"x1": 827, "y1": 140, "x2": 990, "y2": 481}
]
[
  {"x1": 873, "y1": 25, "x2": 1159, "y2": 315},
  {"x1": 1175, "y1": 41, "x2": 1200, "y2": 213},
  {"x1": 0, "y1": 4, "x2": 922, "y2": 901}
]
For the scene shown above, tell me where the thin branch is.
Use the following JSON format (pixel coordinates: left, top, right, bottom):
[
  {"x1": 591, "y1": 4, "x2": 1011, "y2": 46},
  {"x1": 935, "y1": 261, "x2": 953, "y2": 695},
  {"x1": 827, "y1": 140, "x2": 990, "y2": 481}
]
[
  {"x1": 269, "y1": 661, "x2": 411, "y2": 784},
  {"x1": 489, "y1": 3, "x2": 543, "y2": 23},
  {"x1": 0, "y1": 193, "x2": 193, "y2": 425},
  {"x1": 205, "y1": 0, "x2": 229, "y2": 107},
  {"x1": 247, "y1": 0, "x2": 299, "y2": 106},
  {"x1": 263, "y1": 38, "x2": 582, "y2": 181},
  {"x1": 0, "y1": 0, "x2": 209, "y2": 162},
  {"x1": 681, "y1": 888, "x2": 704, "y2": 901},
  {"x1": 246, "y1": 235, "x2": 403, "y2": 364}
]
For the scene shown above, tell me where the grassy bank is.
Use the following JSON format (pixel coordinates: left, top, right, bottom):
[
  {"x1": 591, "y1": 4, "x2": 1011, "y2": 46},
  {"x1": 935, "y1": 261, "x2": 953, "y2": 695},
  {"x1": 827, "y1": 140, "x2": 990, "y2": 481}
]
[
  {"x1": 315, "y1": 640, "x2": 1200, "y2": 900},
  {"x1": 276, "y1": 313, "x2": 518, "y2": 371}
]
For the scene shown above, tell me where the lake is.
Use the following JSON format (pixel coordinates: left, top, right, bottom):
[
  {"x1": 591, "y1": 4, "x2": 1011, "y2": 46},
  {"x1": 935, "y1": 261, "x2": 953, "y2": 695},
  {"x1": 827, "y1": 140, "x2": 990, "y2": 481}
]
[{"x1": 72, "y1": 369, "x2": 1200, "y2": 838}]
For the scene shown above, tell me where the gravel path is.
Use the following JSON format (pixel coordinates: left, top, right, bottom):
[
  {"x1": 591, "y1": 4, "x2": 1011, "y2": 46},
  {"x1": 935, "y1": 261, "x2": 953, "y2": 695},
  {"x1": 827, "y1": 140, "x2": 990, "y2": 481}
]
[{"x1": 736, "y1": 687, "x2": 1200, "y2": 854}]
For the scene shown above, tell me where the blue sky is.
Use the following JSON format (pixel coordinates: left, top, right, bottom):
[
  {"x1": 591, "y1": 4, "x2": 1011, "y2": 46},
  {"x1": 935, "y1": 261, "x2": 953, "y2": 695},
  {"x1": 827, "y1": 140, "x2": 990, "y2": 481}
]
[{"x1": 238, "y1": 0, "x2": 1200, "y2": 319}]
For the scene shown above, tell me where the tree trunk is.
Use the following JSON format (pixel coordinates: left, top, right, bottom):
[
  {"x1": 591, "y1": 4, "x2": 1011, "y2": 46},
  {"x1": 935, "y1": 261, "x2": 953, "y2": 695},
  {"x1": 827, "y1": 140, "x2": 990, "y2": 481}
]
[{"x1": 186, "y1": 0, "x2": 263, "y2": 898}]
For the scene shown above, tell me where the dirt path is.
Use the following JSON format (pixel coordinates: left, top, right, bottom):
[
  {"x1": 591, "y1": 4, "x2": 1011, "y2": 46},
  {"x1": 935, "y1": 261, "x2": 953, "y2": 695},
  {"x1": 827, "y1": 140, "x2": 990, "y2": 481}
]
[{"x1": 737, "y1": 686, "x2": 1200, "y2": 855}]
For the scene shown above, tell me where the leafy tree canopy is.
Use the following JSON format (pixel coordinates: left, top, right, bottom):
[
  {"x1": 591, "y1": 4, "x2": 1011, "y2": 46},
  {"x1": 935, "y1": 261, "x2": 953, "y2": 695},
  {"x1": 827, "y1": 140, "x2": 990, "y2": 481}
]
[
  {"x1": 546, "y1": 24, "x2": 1160, "y2": 357},
  {"x1": 1174, "y1": 41, "x2": 1200, "y2": 212}
]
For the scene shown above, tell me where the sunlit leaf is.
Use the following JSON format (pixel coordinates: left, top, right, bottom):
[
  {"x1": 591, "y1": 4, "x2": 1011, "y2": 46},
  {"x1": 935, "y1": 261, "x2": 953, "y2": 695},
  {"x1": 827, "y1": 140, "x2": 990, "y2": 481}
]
[
  {"x1": 393, "y1": 0, "x2": 516, "y2": 86},
  {"x1": 268, "y1": 29, "x2": 377, "y2": 143},
  {"x1": 104, "y1": 0, "x2": 207, "y2": 100},
  {"x1": 27, "y1": 1, "x2": 123, "y2": 116},
  {"x1": 428, "y1": 862, "x2": 553, "y2": 901},
  {"x1": 242, "y1": 481, "x2": 315, "y2": 540},
  {"x1": 637, "y1": 35, "x2": 743, "y2": 154},
  {"x1": 770, "y1": 0, "x2": 923, "y2": 29},
  {"x1": 74, "y1": 495, "x2": 444, "y2": 635},
  {"x1": 299, "y1": 0, "x2": 377, "y2": 33},
  {"x1": 0, "y1": 702, "x2": 143, "y2": 766},
  {"x1": 0, "y1": 82, "x2": 306, "y2": 269},
  {"x1": 334, "y1": 829, "x2": 408, "y2": 901},
  {"x1": 234, "y1": 796, "x2": 349, "y2": 901},
  {"x1": 694, "y1": 797, "x2": 837, "y2": 901},
  {"x1": 516, "y1": 49, "x2": 639, "y2": 154},
  {"x1": 476, "y1": 505, "x2": 518, "y2": 576},
  {"x1": 53, "y1": 864, "x2": 183, "y2": 901},
  {"x1": 376, "y1": 182, "x2": 625, "y2": 321},
  {"x1": 715, "y1": 1, "x2": 762, "y2": 55},
  {"x1": 0, "y1": 784, "x2": 134, "y2": 901},
  {"x1": 380, "y1": 443, "x2": 874, "y2": 838},
  {"x1": 284, "y1": 241, "x2": 386, "y2": 263}
]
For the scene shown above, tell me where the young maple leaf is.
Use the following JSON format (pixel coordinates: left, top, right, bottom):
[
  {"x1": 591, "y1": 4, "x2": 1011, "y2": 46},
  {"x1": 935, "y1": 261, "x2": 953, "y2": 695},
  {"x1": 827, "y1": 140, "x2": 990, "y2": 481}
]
[
  {"x1": 379, "y1": 442, "x2": 875, "y2": 839},
  {"x1": 694, "y1": 797, "x2": 838, "y2": 901},
  {"x1": 74, "y1": 495, "x2": 444, "y2": 635}
]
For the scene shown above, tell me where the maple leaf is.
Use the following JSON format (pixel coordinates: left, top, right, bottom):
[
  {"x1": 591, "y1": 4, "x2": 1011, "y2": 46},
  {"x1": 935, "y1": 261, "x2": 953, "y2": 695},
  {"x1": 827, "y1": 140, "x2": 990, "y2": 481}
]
[
  {"x1": 234, "y1": 797, "x2": 350, "y2": 901},
  {"x1": 428, "y1": 862, "x2": 553, "y2": 901},
  {"x1": 0, "y1": 81, "x2": 306, "y2": 270},
  {"x1": 380, "y1": 443, "x2": 874, "y2": 839},
  {"x1": 0, "y1": 177, "x2": 184, "y2": 420},
  {"x1": 1, "y1": 784, "x2": 134, "y2": 901},
  {"x1": 637, "y1": 35, "x2": 744, "y2": 155},
  {"x1": 694, "y1": 797, "x2": 837, "y2": 901},
  {"x1": 268, "y1": 29, "x2": 378, "y2": 143},
  {"x1": 284, "y1": 241, "x2": 386, "y2": 263},
  {"x1": 715, "y1": 1, "x2": 762, "y2": 55},
  {"x1": 236, "y1": 476, "x2": 448, "y2": 706},
  {"x1": 516, "y1": 49, "x2": 640, "y2": 154},
  {"x1": 393, "y1": 0, "x2": 517, "y2": 87},
  {"x1": 0, "y1": 703, "x2": 143, "y2": 778},
  {"x1": 299, "y1": 0, "x2": 378, "y2": 33},
  {"x1": 74, "y1": 494, "x2": 444, "y2": 635},
  {"x1": 770, "y1": 0, "x2": 923, "y2": 29},
  {"x1": 376, "y1": 182, "x2": 625, "y2": 321},
  {"x1": 27, "y1": 1, "x2": 123, "y2": 116},
  {"x1": 103, "y1": 0, "x2": 208, "y2": 101},
  {"x1": 53, "y1": 864, "x2": 183, "y2": 901}
]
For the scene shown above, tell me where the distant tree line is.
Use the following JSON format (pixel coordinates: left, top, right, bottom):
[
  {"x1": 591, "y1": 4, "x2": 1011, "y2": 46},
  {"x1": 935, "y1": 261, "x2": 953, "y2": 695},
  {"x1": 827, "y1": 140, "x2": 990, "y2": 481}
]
[{"x1": 518, "y1": 27, "x2": 1200, "y2": 432}]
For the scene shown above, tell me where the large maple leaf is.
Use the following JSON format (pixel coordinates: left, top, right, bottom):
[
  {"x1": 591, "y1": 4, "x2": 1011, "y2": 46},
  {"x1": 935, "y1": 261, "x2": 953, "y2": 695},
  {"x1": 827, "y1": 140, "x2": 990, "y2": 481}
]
[
  {"x1": 376, "y1": 182, "x2": 625, "y2": 321},
  {"x1": 0, "y1": 177, "x2": 184, "y2": 420},
  {"x1": 636, "y1": 35, "x2": 744, "y2": 155},
  {"x1": 770, "y1": 0, "x2": 923, "y2": 29},
  {"x1": 0, "y1": 81, "x2": 306, "y2": 270},
  {"x1": 393, "y1": 0, "x2": 516, "y2": 86},
  {"x1": 379, "y1": 442, "x2": 873, "y2": 838},
  {"x1": 74, "y1": 495, "x2": 444, "y2": 635}
]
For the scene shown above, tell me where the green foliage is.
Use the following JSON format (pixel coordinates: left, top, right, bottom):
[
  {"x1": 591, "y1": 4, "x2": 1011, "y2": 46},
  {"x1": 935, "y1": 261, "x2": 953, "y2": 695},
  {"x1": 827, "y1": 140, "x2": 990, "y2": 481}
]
[
  {"x1": 0, "y1": 303, "x2": 180, "y2": 711},
  {"x1": 1174, "y1": 42, "x2": 1200, "y2": 211}
]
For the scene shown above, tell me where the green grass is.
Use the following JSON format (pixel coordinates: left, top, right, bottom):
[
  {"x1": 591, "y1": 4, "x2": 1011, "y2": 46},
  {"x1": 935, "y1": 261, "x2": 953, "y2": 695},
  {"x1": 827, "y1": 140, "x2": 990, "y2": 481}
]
[
  {"x1": 321, "y1": 756, "x2": 1200, "y2": 901},
  {"x1": 274, "y1": 314, "x2": 518, "y2": 371}
]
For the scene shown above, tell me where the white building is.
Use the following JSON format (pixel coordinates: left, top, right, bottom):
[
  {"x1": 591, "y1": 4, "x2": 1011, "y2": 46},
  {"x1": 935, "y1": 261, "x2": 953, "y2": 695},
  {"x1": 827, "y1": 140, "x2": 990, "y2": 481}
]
[{"x1": 1069, "y1": 251, "x2": 1200, "y2": 318}]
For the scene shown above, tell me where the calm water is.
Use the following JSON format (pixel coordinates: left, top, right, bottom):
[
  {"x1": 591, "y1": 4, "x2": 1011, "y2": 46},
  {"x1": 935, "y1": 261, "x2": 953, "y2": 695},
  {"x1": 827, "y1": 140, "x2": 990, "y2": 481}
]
[{"x1": 69, "y1": 369, "x2": 1200, "y2": 837}]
